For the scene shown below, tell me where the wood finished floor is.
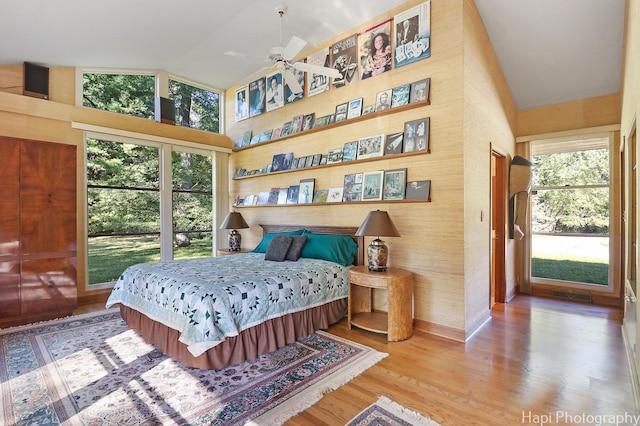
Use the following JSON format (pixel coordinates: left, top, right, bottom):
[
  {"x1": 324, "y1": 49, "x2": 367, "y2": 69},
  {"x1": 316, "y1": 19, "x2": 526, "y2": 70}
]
[{"x1": 75, "y1": 295, "x2": 636, "y2": 425}]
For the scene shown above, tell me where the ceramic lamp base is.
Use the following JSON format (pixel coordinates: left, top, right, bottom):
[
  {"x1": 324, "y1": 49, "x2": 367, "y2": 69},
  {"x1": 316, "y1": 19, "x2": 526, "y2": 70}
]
[
  {"x1": 228, "y1": 230, "x2": 242, "y2": 251},
  {"x1": 367, "y1": 238, "x2": 388, "y2": 272}
]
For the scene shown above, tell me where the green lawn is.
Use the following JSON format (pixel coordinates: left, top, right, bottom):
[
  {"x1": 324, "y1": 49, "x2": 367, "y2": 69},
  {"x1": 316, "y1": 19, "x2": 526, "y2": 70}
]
[
  {"x1": 531, "y1": 235, "x2": 609, "y2": 285},
  {"x1": 88, "y1": 235, "x2": 212, "y2": 285}
]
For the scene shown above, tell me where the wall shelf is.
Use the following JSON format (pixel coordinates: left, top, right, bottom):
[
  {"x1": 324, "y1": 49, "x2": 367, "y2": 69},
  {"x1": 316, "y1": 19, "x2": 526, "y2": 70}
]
[
  {"x1": 233, "y1": 199, "x2": 431, "y2": 208},
  {"x1": 232, "y1": 99, "x2": 430, "y2": 153},
  {"x1": 233, "y1": 149, "x2": 430, "y2": 180}
]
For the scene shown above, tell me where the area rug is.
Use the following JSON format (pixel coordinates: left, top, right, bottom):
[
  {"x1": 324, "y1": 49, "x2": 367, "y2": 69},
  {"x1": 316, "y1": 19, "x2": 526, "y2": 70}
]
[
  {"x1": 347, "y1": 396, "x2": 440, "y2": 426},
  {"x1": 0, "y1": 309, "x2": 387, "y2": 425}
]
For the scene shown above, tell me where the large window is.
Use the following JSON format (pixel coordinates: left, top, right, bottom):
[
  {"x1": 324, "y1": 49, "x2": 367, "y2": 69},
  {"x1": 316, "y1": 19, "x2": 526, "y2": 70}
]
[
  {"x1": 86, "y1": 137, "x2": 214, "y2": 286},
  {"x1": 82, "y1": 71, "x2": 221, "y2": 134},
  {"x1": 530, "y1": 137, "x2": 611, "y2": 287}
]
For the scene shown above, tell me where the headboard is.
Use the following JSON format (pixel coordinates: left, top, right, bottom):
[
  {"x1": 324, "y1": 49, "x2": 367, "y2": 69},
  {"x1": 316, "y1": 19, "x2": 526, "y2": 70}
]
[{"x1": 259, "y1": 224, "x2": 364, "y2": 266}]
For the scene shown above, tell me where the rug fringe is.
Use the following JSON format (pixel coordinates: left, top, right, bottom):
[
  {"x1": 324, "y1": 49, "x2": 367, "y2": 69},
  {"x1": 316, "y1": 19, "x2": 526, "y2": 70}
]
[
  {"x1": 247, "y1": 349, "x2": 388, "y2": 425},
  {"x1": 0, "y1": 307, "x2": 120, "y2": 335},
  {"x1": 375, "y1": 395, "x2": 440, "y2": 426}
]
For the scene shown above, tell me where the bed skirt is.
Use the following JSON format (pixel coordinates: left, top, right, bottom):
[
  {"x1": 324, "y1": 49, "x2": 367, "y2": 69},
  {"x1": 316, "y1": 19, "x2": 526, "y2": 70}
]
[{"x1": 119, "y1": 298, "x2": 347, "y2": 370}]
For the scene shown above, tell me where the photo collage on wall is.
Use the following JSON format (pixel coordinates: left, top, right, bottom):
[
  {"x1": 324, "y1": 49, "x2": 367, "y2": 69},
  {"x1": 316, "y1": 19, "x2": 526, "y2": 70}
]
[{"x1": 234, "y1": 1, "x2": 431, "y2": 122}]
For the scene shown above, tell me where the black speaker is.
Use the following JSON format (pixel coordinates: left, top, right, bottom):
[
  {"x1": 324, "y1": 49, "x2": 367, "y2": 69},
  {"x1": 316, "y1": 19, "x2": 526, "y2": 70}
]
[
  {"x1": 23, "y1": 62, "x2": 49, "y2": 100},
  {"x1": 155, "y1": 96, "x2": 175, "y2": 124}
]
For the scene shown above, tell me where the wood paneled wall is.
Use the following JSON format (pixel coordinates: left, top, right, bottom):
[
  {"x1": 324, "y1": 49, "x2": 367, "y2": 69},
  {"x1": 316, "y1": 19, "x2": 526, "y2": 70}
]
[{"x1": 225, "y1": 0, "x2": 518, "y2": 339}]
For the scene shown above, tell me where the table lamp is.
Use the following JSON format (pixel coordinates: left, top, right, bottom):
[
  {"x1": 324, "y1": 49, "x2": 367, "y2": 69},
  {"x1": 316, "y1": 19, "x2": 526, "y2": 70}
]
[
  {"x1": 219, "y1": 212, "x2": 249, "y2": 251},
  {"x1": 355, "y1": 210, "x2": 400, "y2": 271}
]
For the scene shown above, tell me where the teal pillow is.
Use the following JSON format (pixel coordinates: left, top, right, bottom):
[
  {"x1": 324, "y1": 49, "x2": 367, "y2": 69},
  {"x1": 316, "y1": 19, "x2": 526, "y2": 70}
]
[
  {"x1": 300, "y1": 232, "x2": 358, "y2": 266},
  {"x1": 252, "y1": 229, "x2": 305, "y2": 253}
]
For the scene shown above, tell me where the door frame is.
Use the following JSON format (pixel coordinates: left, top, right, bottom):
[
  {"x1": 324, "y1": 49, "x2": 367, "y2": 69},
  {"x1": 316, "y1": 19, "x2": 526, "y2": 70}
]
[{"x1": 491, "y1": 148, "x2": 507, "y2": 304}]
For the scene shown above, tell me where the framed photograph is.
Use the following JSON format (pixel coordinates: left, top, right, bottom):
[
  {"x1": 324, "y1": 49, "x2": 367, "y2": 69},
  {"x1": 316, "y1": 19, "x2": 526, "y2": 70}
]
[
  {"x1": 347, "y1": 97, "x2": 363, "y2": 119},
  {"x1": 406, "y1": 180, "x2": 431, "y2": 200},
  {"x1": 267, "y1": 188, "x2": 280, "y2": 205},
  {"x1": 290, "y1": 114, "x2": 304, "y2": 133},
  {"x1": 384, "y1": 132, "x2": 404, "y2": 155},
  {"x1": 271, "y1": 153, "x2": 285, "y2": 172},
  {"x1": 357, "y1": 134, "x2": 385, "y2": 160},
  {"x1": 383, "y1": 168, "x2": 407, "y2": 200},
  {"x1": 235, "y1": 85, "x2": 249, "y2": 121},
  {"x1": 307, "y1": 47, "x2": 331, "y2": 97},
  {"x1": 298, "y1": 178, "x2": 315, "y2": 204},
  {"x1": 391, "y1": 83, "x2": 410, "y2": 107},
  {"x1": 335, "y1": 102, "x2": 348, "y2": 122},
  {"x1": 280, "y1": 121, "x2": 292, "y2": 137},
  {"x1": 375, "y1": 89, "x2": 392, "y2": 111},
  {"x1": 362, "y1": 105, "x2": 375, "y2": 115},
  {"x1": 359, "y1": 19, "x2": 393, "y2": 80},
  {"x1": 281, "y1": 152, "x2": 293, "y2": 170},
  {"x1": 313, "y1": 114, "x2": 331, "y2": 128},
  {"x1": 394, "y1": 1, "x2": 431, "y2": 68},
  {"x1": 265, "y1": 71, "x2": 284, "y2": 112},
  {"x1": 284, "y1": 67, "x2": 305, "y2": 104},
  {"x1": 271, "y1": 127, "x2": 282, "y2": 139},
  {"x1": 313, "y1": 189, "x2": 329, "y2": 203},
  {"x1": 320, "y1": 154, "x2": 328, "y2": 165},
  {"x1": 343, "y1": 173, "x2": 363, "y2": 202},
  {"x1": 287, "y1": 185, "x2": 300, "y2": 204},
  {"x1": 291, "y1": 157, "x2": 300, "y2": 169},
  {"x1": 362, "y1": 171, "x2": 384, "y2": 201},
  {"x1": 277, "y1": 188, "x2": 289, "y2": 204},
  {"x1": 332, "y1": 34, "x2": 359, "y2": 88},
  {"x1": 257, "y1": 191, "x2": 270, "y2": 205},
  {"x1": 404, "y1": 117, "x2": 430, "y2": 152},
  {"x1": 327, "y1": 147, "x2": 344, "y2": 164},
  {"x1": 410, "y1": 77, "x2": 431, "y2": 103},
  {"x1": 311, "y1": 153, "x2": 322, "y2": 166},
  {"x1": 403, "y1": 118, "x2": 425, "y2": 153},
  {"x1": 342, "y1": 141, "x2": 358, "y2": 162},
  {"x1": 301, "y1": 113, "x2": 315, "y2": 131},
  {"x1": 327, "y1": 187, "x2": 344, "y2": 203},
  {"x1": 249, "y1": 77, "x2": 266, "y2": 117},
  {"x1": 258, "y1": 129, "x2": 273, "y2": 142}
]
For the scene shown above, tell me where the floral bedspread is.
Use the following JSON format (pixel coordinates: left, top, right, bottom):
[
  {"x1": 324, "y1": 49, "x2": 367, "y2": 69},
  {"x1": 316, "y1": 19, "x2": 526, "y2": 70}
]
[{"x1": 105, "y1": 253, "x2": 349, "y2": 357}]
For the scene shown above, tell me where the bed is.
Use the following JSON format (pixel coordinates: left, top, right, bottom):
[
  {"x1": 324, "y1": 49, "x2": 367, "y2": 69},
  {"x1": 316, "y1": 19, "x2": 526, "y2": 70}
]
[{"x1": 105, "y1": 224, "x2": 364, "y2": 370}]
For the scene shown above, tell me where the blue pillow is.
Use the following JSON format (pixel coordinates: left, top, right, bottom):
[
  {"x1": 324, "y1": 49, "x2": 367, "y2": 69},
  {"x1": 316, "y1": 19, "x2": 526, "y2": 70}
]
[
  {"x1": 300, "y1": 232, "x2": 358, "y2": 266},
  {"x1": 252, "y1": 229, "x2": 305, "y2": 253}
]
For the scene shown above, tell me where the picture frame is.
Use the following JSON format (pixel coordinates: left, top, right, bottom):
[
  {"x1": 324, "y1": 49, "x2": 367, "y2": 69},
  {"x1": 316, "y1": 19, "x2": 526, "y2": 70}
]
[
  {"x1": 301, "y1": 113, "x2": 315, "y2": 131},
  {"x1": 311, "y1": 153, "x2": 322, "y2": 166},
  {"x1": 298, "y1": 178, "x2": 315, "y2": 204},
  {"x1": 362, "y1": 105, "x2": 376, "y2": 115},
  {"x1": 394, "y1": 1, "x2": 431, "y2": 68},
  {"x1": 313, "y1": 189, "x2": 329, "y2": 203},
  {"x1": 235, "y1": 85, "x2": 249, "y2": 121},
  {"x1": 403, "y1": 117, "x2": 430, "y2": 152},
  {"x1": 327, "y1": 187, "x2": 344, "y2": 203},
  {"x1": 257, "y1": 191, "x2": 270, "y2": 205},
  {"x1": 335, "y1": 102, "x2": 348, "y2": 122},
  {"x1": 383, "y1": 168, "x2": 407, "y2": 200},
  {"x1": 271, "y1": 153, "x2": 285, "y2": 172},
  {"x1": 313, "y1": 114, "x2": 332, "y2": 128},
  {"x1": 391, "y1": 83, "x2": 410, "y2": 107},
  {"x1": 384, "y1": 132, "x2": 404, "y2": 155},
  {"x1": 362, "y1": 171, "x2": 384, "y2": 201},
  {"x1": 267, "y1": 188, "x2": 280, "y2": 205},
  {"x1": 342, "y1": 141, "x2": 358, "y2": 162},
  {"x1": 359, "y1": 19, "x2": 393, "y2": 80},
  {"x1": 284, "y1": 67, "x2": 305, "y2": 104},
  {"x1": 270, "y1": 127, "x2": 282, "y2": 140},
  {"x1": 277, "y1": 188, "x2": 289, "y2": 204},
  {"x1": 307, "y1": 47, "x2": 331, "y2": 97},
  {"x1": 410, "y1": 77, "x2": 431, "y2": 103},
  {"x1": 332, "y1": 34, "x2": 359, "y2": 88},
  {"x1": 286, "y1": 185, "x2": 300, "y2": 204},
  {"x1": 357, "y1": 134, "x2": 385, "y2": 160},
  {"x1": 290, "y1": 114, "x2": 304, "y2": 133},
  {"x1": 265, "y1": 71, "x2": 284, "y2": 112},
  {"x1": 327, "y1": 147, "x2": 344, "y2": 164},
  {"x1": 342, "y1": 172, "x2": 363, "y2": 202},
  {"x1": 249, "y1": 77, "x2": 266, "y2": 117},
  {"x1": 405, "y1": 180, "x2": 431, "y2": 200},
  {"x1": 347, "y1": 97, "x2": 363, "y2": 119},
  {"x1": 375, "y1": 89, "x2": 392, "y2": 111},
  {"x1": 281, "y1": 152, "x2": 293, "y2": 170}
]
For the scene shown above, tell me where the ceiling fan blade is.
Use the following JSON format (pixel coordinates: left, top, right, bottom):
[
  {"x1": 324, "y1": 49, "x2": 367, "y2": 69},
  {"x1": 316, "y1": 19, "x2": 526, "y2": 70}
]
[
  {"x1": 292, "y1": 61, "x2": 342, "y2": 79},
  {"x1": 282, "y1": 36, "x2": 307, "y2": 61},
  {"x1": 236, "y1": 65, "x2": 274, "y2": 87},
  {"x1": 284, "y1": 68, "x2": 303, "y2": 95}
]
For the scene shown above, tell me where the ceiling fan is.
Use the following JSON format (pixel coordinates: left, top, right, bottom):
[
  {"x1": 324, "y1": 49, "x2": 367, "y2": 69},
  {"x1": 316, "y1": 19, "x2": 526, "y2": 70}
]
[{"x1": 230, "y1": 4, "x2": 342, "y2": 92}]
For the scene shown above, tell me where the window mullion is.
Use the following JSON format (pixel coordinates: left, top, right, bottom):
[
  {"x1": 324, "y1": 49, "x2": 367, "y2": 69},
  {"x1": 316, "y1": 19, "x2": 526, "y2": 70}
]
[{"x1": 159, "y1": 145, "x2": 174, "y2": 261}]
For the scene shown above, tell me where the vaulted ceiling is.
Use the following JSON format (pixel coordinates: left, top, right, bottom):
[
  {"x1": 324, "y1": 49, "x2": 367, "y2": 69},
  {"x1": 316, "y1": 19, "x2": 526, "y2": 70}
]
[{"x1": 0, "y1": 0, "x2": 625, "y2": 110}]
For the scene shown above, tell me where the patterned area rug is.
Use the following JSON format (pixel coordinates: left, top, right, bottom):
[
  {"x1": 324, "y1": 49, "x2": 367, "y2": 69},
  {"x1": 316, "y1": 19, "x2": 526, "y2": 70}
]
[
  {"x1": 347, "y1": 396, "x2": 440, "y2": 426},
  {"x1": 0, "y1": 309, "x2": 387, "y2": 425}
]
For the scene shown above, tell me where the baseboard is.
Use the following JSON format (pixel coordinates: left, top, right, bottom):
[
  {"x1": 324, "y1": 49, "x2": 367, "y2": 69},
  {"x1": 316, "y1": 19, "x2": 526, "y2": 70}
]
[
  {"x1": 414, "y1": 318, "x2": 466, "y2": 342},
  {"x1": 530, "y1": 284, "x2": 621, "y2": 307},
  {"x1": 622, "y1": 324, "x2": 640, "y2": 413}
]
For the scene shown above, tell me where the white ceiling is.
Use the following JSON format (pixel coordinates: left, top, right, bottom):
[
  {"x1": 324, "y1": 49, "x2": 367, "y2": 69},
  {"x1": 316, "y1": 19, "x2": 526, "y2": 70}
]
[{"x1": 0, "y1": 0, "x2": 626, "y2": 110}]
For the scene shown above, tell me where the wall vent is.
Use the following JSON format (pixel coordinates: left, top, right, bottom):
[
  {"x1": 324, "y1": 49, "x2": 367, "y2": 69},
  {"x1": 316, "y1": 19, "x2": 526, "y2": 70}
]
[{"x1": 551, "y1": 289, "x2": 592, "y2": 303}]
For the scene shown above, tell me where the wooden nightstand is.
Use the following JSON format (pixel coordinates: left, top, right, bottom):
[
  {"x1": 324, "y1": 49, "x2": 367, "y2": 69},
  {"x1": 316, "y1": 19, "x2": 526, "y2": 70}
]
[
  {"x1": 348, "y1": 265, "x2": 413, "y2": 341},
  {"x1": 216, "y1": 248, "x2": 251, "y2": 257}
]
